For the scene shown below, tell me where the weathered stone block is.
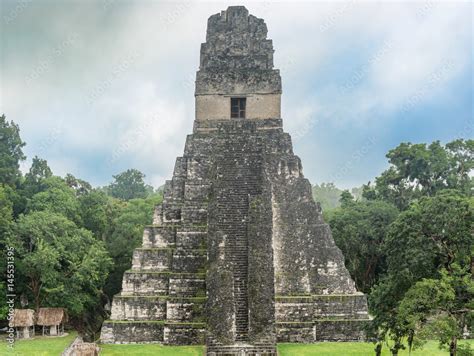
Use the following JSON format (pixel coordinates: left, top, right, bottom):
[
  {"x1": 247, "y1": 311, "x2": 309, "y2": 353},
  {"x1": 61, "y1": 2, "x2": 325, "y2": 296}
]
[
  {"x1": 131, "y1": 248, "x2": 172, "y2": 271},
  {"x1": 315, "y1": 320, "x2": 368, "y2": 341},
  {"x1": 142, "y1": 226, "x2": 176, "y2": 248},
  {"x1": 110, "y1": 296, "x2": 166, "y2": 321},
  {"x1": 186, "y1": 157, "x2": 210, "y2": 180},
  {"x1": 184, "y1": 183, "x2": 210, "y2": 201},
  {"x1": 275, "y1": 322, "x2": 315, "y2": 343},
  {"x1": 313, "y1": 294, "x2": 369, "y2": 320},
  {"x1": 162, "y1": 204, "x2": 182, "y2": 223},
  {"x1": 176, "y1": 231, "x2": 207, "y2": 249},
  {"x1": 121, "y1": 272, "x2": 169, "y2": 296},
  {"x1": 166, "y1": 300, "x2": 205, "y2": 322},
  {"x1": 164, "y1": 324, "x2": 206, "y2": 345},
  {"x1": 275, "y1": 301, "x2": 314, "y2": 323},
  {"x1": 152, "y1": 205, "x2": 163, "y2": 225},
  {"x1": 168, "y1": 275, "x2": 206, "y2": 297},
  {"x1": 181, "y1": 205, "x2": 208, "y2": 224},
  {"x1": 173, "y1": 157, "x2": 188, "y2": 178},
  {"x1": 101, "y1": 321, "x2": 164, "y2": 344},
  {"x1": 172, "y1": 250, "x2": 207, "y2": 273}
]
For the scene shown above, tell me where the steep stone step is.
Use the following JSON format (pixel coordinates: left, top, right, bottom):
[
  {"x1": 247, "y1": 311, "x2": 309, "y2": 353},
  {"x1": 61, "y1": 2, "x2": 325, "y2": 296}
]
[
  {"x1": 142, "y1": 226, "x2": 176, "y2": 248},
  {"x1": 110, "y1": 296, "x2": 167, "y2": 321},
  {"x1": 101, "y1": 321, "x2": 206, "y2": 345},
  {"x1": 131, "y1": 248, "x2": 172, "y2": 271},
  {"x1": 121, "y1": 271, "x2": 205, "y2": 297},
  {"x1": 172, "y1": 249, "x2": 207, "y2": 273},
  {"x1": 108, "y1": 295, "x2": 207, "y2": 323},
  {"x1": 121, "y1": 271, "x2": 170, "y2": 296},
  {"x1": 176, "y1": 231, "x2": 207, "y2": 249}
]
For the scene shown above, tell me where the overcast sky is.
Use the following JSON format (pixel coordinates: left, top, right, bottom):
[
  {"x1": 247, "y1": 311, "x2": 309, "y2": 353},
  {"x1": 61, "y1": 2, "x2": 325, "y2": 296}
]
[{"x1": 1, "y1": 0, "x2": 472, "y2": 189}]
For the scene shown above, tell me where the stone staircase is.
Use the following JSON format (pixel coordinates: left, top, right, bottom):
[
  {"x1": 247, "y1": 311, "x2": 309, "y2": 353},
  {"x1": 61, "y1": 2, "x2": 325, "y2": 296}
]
[
  {"x1": 207, "y1": 131, "x2": 273, "y2": 355},
  {"x1": 216, "y1": 154, "x2": 253, "y2": 342}
]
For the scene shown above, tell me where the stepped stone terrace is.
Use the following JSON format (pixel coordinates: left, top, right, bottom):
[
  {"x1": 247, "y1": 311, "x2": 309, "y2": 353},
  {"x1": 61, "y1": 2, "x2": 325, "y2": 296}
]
[{"x1": 100, "y1": 6, "x2": 370, "y2": 356}]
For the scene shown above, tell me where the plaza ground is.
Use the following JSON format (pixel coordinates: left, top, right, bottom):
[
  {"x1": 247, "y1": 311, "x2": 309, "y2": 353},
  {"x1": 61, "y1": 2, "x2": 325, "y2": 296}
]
[{"x1": 1, "y1": 333, "x2": 473, "y2": 355}]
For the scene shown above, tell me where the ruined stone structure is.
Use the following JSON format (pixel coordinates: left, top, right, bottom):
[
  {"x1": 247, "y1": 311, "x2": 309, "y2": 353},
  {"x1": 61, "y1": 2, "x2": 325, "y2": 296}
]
[{"x1": 101, "y1": 6, "x2": 370, "y2": 355}]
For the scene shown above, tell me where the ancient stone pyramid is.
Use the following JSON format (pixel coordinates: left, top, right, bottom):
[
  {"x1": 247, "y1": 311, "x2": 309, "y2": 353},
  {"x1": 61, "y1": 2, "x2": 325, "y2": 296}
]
[{"x1": 101, "y1": 6, "x2": 370, "y2": 355}]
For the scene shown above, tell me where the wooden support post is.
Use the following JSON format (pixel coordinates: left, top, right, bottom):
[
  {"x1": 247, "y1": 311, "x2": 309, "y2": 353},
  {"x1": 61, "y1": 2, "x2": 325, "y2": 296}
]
[{"x1": 23, "y1": 326, "x2": 30, "y2": 339}]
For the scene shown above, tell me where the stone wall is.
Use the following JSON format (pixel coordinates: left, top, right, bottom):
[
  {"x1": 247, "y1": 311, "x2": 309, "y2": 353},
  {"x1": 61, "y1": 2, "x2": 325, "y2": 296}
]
[
  {"x1": 195, "y1": 6, "x2": 281, "y2": 124},
  {"x1": 195, "y1": 94, "x2": 281, "y2": 121},
  {"x1": 275, "y1": 294, "x2": 369, "y2": 342}
]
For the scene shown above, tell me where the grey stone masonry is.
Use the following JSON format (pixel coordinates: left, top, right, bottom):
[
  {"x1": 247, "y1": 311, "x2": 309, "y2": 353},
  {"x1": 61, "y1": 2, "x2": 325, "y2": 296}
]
[
  {"x1": 100, "y1": 6, "x2": 370, "y2": 354},
  {"x1": 196, "y1": 6, "x2": 281, "y2": 96}
]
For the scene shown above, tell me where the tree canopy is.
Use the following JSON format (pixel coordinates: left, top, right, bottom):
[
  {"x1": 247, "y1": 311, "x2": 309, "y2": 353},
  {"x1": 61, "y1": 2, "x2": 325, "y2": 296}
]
[
  {"x1": 368, "y1": 188, "x2": 473, "y2": 356},
  {"x1": 0, "y1": 114, "x2": 26, "y2": 186},
  {"x1": 0, "y1": 116, "x2": 163, "y2": 339},
  {"x1": 106, "y1": 168, "x2": 154, "y2": 200},
  {"x1": 363, "y1": 140, "x2": 473, "y2": 209},
  {"x1": 328, "y1": 139, "x2": 473, "y2": 356},
  {"x1": 10, "y1": 211, "x2": 112, "y2": 315},
  {"x1": 328, "y1": 197, "x2": 398, "y2": 293}
]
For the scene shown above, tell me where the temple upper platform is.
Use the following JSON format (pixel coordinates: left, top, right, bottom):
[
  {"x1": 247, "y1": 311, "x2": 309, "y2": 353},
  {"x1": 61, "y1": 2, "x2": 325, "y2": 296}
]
[{"x1": 195, "y1": 6, "x2": 281, "y2": 122}]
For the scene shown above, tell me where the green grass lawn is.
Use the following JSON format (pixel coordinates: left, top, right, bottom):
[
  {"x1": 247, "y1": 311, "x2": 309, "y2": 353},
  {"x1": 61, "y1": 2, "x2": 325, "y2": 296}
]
[
  {"x1": 1, "y1": 336, "x2": 472, "y2": 355},
  {"x1": 278, "y1": 340, "x2": 473, "y2": 355},
  {"x1": 0, "y1": 331, "x2": 76, "y2": 356},
  {"x1": 100, "y1": 340, "x2": 474, "y2": 356}
]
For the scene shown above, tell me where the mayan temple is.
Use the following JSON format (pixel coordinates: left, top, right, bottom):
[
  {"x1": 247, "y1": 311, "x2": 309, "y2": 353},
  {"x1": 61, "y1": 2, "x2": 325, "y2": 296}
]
[{"x1": 100, "y1": 6, "x2": 370, "y2": 355}]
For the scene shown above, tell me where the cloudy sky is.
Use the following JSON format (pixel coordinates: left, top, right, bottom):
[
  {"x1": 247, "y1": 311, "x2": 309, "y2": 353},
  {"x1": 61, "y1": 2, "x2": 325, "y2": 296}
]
[{"x1": 1, "y1": 0, "x2": 472, "y2": 189}]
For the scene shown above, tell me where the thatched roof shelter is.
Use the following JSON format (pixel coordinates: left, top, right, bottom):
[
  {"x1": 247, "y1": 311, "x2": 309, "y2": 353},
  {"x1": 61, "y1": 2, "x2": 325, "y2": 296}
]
[
  {"x1": 10, "y1": 309, "x2": 35, "y2": 327},
  {"x1": 36, "y1": 308, "x2": 68, "y2": 326}
]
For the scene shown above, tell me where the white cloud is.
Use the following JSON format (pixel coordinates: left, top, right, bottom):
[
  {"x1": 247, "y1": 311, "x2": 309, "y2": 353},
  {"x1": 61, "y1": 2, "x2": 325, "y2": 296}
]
[
  {"x1": 317, "y1": 2, "x2": 470, "y2": 123},
  {"x1": 1, "y1": 1, "x2": 471, "y2": 187}
]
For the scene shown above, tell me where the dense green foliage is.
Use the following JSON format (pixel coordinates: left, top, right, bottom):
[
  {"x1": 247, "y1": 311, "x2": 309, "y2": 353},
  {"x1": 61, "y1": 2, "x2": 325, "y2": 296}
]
[
  {"x1": 10, "y1": 211, "x2": 112, "y2": 313},
  {"x1": 0, "y1": 116, "x2": 162, "y2": 339},
  {"x1": 0, "y1": 114, "x2": 26, "y2": 186},
  {"x1": 328, "y1": 199, "x2": 398, "y2": 293},
  {"x1": 106, "y1": 168, "x2": 154, "y2": 200},
  {"x1": 327, "y1": 139, "x2": 473, "y2": 356},
  {"x1": 102, "y1": 195, "x2": 163, "y2": 297},
  {"x1": 362, "y1": 140, "x2": 473, "y2": 210},
  {"x1": 369, "y1": 191, "x2": 473, "y2": 356}
]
